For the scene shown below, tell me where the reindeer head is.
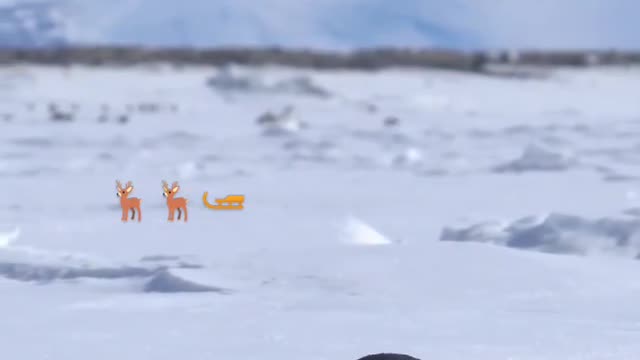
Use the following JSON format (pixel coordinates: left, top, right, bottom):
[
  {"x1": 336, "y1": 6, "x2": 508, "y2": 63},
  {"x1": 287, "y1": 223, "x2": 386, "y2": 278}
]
[
  {"x1": 162, "y1": 180, "x2": 180, "y2": 198},
  {"x1": 116, "y1": 180, "x2": 134, "y2": 198}
]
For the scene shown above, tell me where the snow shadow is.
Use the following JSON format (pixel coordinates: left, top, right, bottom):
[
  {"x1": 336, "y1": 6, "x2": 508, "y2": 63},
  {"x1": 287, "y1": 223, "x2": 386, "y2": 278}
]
[
  {"x1": 0, "y1": 247, "x2": 228, "y2": 293},
  {"x1": 492, "y1": 144, "x2": 576, "y2": 173},
  {"x1": 440, "y1": 213, "x2": 640, "y2": 258},
  {"x1": 143, "y1": 269, "x2": 229, "y2": 294}
]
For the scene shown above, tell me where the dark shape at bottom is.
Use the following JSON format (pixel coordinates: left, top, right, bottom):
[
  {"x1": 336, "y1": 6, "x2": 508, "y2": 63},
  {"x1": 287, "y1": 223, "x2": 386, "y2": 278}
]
[{"x1": 357, "y1": 353, "x2": 421, "y2": 360}]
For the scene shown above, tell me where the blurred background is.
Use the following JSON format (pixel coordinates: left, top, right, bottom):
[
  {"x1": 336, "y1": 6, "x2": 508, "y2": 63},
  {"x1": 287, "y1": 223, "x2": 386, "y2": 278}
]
[
  {"x1": 2, "y1": 0, "x2": 640, "y2": 49},
  {"x1": 2, "y1": 1, "x2": 640, "y2": 360}
]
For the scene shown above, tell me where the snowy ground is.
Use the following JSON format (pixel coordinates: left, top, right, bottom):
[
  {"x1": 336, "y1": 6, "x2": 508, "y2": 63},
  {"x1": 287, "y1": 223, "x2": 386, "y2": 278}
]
[{"x1": 1, "y1": 63, "x2": 640, "y2": 359}]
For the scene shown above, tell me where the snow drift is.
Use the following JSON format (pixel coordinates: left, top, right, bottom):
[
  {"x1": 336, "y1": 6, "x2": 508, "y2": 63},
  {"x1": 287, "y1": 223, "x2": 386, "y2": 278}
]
[
  {"x1": 0, "y1": 227, "x2": 20, "y2": 248},
  {"x1": 207, "y1": 68, "x2": 330, "y2": 98},
  {"x1": 440, "y1": 213, "x2": 640, "y2": 258},
  {"x1": 0, "y1": 246, "x2": 228, "y2": 293},
  {"x1": 492, "y1": 144, "x2": 576, "y2": 173},
  {"x1": 341, "y1": 216, "x2": 394, "y2": 246},
  {"x1": 143, "y1": 269, "x2": 230, "y2": 293}
]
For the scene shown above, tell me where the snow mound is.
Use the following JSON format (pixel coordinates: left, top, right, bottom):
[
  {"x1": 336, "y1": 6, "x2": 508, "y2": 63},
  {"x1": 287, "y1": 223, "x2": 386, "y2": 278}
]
[
  {"x1": 175, "y1": 160, "x2": 203, "y2": 179},
  {"x1": 257, "y1": 105, "x2": 307, "y2": 136},
  {"x1": 440, "y1": 213, "x2": 640, "y2": 258},
  {"x1": 0, "y1": 246, "x2": 226, "y2": 292},
  {"x1": 271, "y1": 76, "x2": 330, "y2": 98},
  {"x1": 492, "y1": 144, "x2": 576, "y2": 173},
  {"x1": 0, "y1": 227, "x2": 20, "y2": 248},
  {"x1": 207, "y1": 68, "x2": 329, "y2": 98},
  {"x1": 0, "y1": 261, "x2": 155, "y2": 282},
  {"x1": 391, "y1": 148, "x2": 423, "y2": 167},
  {"x1": 0, "y1": 245, "x2": 155, "y2": 283},
  {"x1": 141, "y1": 131, "x2": 203, "y2": 149},
  {"x1": 139, "y1": 255, "x2": 204, "y2": 269},
  {"x1": 283, "y1": 138, "x2": 338, "y2": 164},
  {"x1": 341, "y1": 216, "x2": 393, "y2": 246},
  {"x1": 206, "y1": 67, "x2": 261, "y2": 92},
  {"x1": 143, "y1": 269, "x2": 229, "y2": 294}
]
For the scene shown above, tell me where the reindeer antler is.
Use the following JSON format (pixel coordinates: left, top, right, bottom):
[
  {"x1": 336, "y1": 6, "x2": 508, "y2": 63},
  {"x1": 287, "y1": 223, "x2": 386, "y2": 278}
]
[
  {"x1": 116, "y1": 180, "x2": 122, "y2": 190},
  {"x1": 162, "y1": 180, "x2": 169, "y2": 191},
  {"x1": 125, "y1": 181, "x2": 133, "y2": 189}
]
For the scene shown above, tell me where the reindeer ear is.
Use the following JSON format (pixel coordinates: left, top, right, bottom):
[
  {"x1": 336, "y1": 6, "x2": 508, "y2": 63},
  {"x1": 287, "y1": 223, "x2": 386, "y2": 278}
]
[
  {"x1": 126, "y1": 186, "x2": 133, "y2": 193},
  {"x1": 171, "y1": 186, "x2": 179, "y2": 193}
]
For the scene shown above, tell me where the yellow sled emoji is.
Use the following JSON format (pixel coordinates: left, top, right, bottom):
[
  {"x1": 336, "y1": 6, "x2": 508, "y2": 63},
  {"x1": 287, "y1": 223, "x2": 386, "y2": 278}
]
[{"x1": 203, "y1": 192, "x2": 245, "y2": 210}]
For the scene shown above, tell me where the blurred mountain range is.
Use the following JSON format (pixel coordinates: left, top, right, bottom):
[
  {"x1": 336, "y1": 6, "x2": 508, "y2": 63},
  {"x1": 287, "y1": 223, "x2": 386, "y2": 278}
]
[
  {"x1": 1, "y1": 0, "x2": 639, "y2": 50},
  {"x1": 0, "y1": 1, "x2": 65, "y2": 47}
]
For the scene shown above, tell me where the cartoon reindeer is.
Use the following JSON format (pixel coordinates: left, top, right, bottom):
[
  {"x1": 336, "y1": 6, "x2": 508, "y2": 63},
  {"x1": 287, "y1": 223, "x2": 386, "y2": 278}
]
[
  {"x1": 116, "y1": 180, "x2": 142, "y2": 222},
  {"x1": 162, "y1": 180, "x2": 188, "y2": 222}
]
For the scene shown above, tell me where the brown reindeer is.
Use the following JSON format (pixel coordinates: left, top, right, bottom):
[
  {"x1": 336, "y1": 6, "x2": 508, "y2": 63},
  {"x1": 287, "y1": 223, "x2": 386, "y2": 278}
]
[
  {"x1": 162, "y1": 180, "x2": 188, "y2": 222},
  {"x1": 116, "y1": 180, "x2": 142, "y2": 222}
]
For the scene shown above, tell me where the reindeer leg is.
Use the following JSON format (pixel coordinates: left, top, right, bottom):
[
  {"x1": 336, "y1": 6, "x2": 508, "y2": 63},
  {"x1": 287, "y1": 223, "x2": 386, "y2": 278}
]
[
  {"x1": 121, "y1": 208, "x2": 127, "y2": 222},
  {"x1": 131, "y1": 208, "x2": 135, "y2": 220},
  {"x1": 183, "y1": 206, "x2": 188, "y2": 222},
  {"x1": 177, "y1": 208, "x2": 182, "y2": 220}
]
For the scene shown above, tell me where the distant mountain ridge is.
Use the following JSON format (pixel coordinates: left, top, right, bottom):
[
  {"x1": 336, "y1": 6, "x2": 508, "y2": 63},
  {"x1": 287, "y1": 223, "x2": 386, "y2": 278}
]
[
  {"x1": 0, "y1": 1, "x2": 67, "y2": 47},
  {"x1": 1, "y1": 0, "x2": 639, "y2": 50}
]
